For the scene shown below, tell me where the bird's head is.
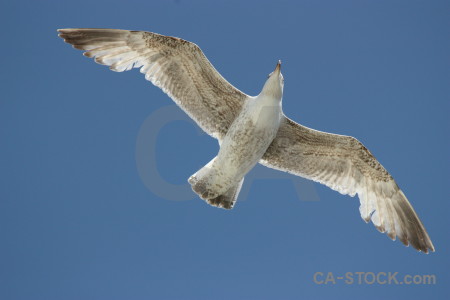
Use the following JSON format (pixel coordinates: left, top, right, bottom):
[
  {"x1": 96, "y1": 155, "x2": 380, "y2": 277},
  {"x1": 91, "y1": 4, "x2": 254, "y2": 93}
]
[{"x1": 261, "y1": 60, "x2": 284, "y2": 99}]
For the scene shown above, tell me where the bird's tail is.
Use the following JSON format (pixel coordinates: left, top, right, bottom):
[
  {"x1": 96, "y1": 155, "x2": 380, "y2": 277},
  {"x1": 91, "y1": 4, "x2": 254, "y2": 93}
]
[{"x1": 188, "y1": 157, "x2": 244, "y2": 209}]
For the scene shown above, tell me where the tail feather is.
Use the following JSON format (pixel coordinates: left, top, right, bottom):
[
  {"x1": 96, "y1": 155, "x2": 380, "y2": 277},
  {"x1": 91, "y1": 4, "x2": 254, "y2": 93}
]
[
  {"x1": 206, "y1": 178, "x2": 244, "y2": 209},
  {"x1": 188, "y1": 157, "x2": 218, "y2": 199},
  {"x1": 188, "y1": 157, "x2": 244, "y2": 209}
]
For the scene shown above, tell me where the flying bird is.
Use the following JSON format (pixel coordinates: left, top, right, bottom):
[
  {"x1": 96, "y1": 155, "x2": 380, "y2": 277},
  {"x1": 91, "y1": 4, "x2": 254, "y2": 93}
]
[{"x1": 58, "y1": 28, "x2": 434, "y2": 253}]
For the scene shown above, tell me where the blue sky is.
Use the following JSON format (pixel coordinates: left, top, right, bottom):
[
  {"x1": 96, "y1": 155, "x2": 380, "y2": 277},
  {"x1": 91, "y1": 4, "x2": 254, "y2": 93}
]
[{"x1": 1, "y1": 0, "x2": 449, "y2": 299}]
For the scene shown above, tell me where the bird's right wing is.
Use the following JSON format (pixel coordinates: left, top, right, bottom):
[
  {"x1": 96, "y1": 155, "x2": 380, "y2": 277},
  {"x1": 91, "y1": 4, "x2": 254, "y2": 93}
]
[
  {"x1": 261, "y1": 117, "x2": 434, "y2": 253},
  {"x1": 58, "y1": 28, "x2": 248, "y2": 140}
]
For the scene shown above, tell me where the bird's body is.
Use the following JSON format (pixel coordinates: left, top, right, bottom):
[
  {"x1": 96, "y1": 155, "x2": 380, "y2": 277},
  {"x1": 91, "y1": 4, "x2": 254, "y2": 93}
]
[
  {"x1": 189, "y1": 72, "x2": 283, "y2": 207},
  {"x1": 58, "y1": 28, "x2": 434, "y2": 253}
]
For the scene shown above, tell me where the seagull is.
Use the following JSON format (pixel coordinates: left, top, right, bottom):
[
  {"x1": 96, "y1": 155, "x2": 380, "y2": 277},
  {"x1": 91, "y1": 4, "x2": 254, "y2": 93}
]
[{"x1": 58, "y1": 28, "x2": 434, "y2": 253}]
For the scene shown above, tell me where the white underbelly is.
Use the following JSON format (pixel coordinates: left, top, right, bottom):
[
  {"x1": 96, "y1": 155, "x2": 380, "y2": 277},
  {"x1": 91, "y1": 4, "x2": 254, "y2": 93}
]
[{"x1": 213, "y1": 98, "x2": 282, "y2": 187}]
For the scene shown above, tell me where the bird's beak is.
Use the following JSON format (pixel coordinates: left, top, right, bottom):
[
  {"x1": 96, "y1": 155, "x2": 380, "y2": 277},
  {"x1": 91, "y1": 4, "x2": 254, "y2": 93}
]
[{"x1": 274, "y1": 60, "x2": 281, "y2": 74}]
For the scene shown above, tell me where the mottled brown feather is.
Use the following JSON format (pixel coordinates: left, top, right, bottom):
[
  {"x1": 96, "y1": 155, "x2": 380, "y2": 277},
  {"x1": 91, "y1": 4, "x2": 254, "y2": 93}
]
[
  {"x1": 58, "y1": 28, "x2": 248, "y2": 139},
  {"x1": 261, "y1": 117, "x2": 435, "y2": 253}
]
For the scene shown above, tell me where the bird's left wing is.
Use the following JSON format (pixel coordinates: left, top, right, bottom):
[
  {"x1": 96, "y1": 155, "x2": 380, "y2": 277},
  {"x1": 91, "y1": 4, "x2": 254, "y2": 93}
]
[
  {"x1": 260, "y1": 116, "x2": 434, "y2": 253},
  {"x1": 58, "y1": 28, "x2": 248, "y2": 139}
]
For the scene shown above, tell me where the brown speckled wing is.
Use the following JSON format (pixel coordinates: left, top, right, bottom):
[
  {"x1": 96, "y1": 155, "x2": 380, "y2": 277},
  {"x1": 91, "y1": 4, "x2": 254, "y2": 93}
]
[
  {"x1": 58, "y1": 28, "x2": 248, "y2": 139},
  {"x1": 261, "y1": 117, "x2": 434, "y2": 253}
]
